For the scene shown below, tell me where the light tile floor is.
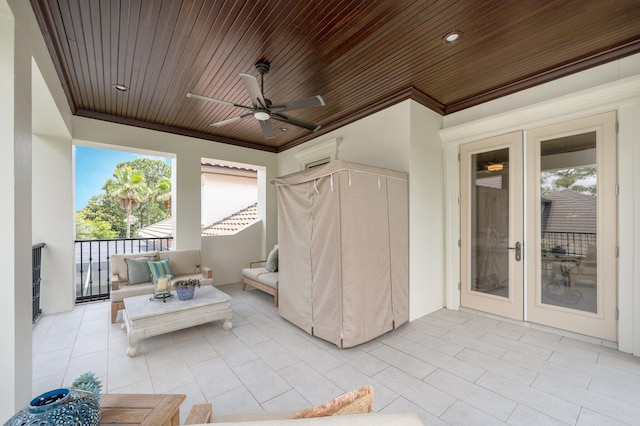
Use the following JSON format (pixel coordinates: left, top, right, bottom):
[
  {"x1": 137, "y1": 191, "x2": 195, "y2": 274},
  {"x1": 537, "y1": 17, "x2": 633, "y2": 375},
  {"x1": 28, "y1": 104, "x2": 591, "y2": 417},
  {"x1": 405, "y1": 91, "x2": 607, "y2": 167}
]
[{"x1": 32, "y1": 283, "x2": 640, "y2": 425}]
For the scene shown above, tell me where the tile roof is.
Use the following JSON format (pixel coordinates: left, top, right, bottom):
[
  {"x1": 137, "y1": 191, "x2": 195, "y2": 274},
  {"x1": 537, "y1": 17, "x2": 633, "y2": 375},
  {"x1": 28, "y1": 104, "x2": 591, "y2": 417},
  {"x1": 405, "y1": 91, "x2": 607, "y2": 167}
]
[
  {"x1": 135, "y1": 218, "x2": 173, "y2": 239},
  {"x1": 135, "y1": 204, "x2": 258, "y2": 238},
  {"x1": 202, "y1": 203, "x2": 258, "y2": 236},
  {"x1": 541, "y1": 189, "x2": 596, "y2": 234}
]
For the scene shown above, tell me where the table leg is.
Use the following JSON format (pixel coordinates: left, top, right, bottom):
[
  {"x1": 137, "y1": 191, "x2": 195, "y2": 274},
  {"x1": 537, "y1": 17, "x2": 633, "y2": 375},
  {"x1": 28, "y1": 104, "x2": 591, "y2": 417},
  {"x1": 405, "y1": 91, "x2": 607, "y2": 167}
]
[
  {"x1": 127, "y1": 340, "x2": 140, "y2": 357},
  {"x1": 223, "y1": 319, "x2": 233, "y2": 330}
]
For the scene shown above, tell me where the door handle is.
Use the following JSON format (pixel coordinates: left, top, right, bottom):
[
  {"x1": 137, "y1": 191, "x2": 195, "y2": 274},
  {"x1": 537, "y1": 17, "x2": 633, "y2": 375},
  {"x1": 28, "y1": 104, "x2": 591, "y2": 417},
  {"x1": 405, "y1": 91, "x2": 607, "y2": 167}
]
[{"x1": 508, "y1": 241, "x2": 522, "y2": 261}]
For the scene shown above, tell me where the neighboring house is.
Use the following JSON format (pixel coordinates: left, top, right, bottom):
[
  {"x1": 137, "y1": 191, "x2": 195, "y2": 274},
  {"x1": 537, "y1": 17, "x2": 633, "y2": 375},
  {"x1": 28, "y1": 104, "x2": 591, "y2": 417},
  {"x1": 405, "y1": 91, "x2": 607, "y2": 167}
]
[
  {"x1": 136, "y1": 163, "x2": 259, "y2": 238},
  {"x1": 202, "y1": 203, "x2": 258, "y2": 236},
  {"x1": 135, "y1": 218, "x2": 172, "y2": 239},
  {"x1": 201, "y1": 162, "x2": 257, "y2": 228},
  {"x1": 136, "y1": 203, "x2": 259, "y2": 238},
  {"x1": 541, "y1": 189, "x2": 597, "y2": 256}
]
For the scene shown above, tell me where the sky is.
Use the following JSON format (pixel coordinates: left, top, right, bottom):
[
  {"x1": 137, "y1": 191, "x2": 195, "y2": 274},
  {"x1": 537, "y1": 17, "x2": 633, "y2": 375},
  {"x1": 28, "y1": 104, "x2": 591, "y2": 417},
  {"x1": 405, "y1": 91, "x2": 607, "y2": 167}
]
[{"x1": 75, "y1": 146, "x2": 171, "y2": 211}]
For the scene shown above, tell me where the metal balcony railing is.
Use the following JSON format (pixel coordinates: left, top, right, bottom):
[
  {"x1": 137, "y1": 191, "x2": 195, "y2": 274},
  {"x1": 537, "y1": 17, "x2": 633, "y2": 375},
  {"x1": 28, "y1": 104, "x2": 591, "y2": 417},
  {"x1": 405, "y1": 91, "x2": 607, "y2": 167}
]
[
  {"x1": 32, "y1": 243, "x2": 45, "y2": 324},
  {"x1": 541, "y1": 231, "x2": 596, "y2": 257},
  {"x1": 75, "y1": 237, "x2": 173, "y2": 303}
]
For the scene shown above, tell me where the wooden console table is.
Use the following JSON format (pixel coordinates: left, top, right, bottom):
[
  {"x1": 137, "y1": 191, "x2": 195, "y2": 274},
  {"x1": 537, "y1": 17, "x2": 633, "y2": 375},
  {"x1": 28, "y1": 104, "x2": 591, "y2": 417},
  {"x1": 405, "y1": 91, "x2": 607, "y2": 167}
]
[{"x1": 100, "y1": 394, "x2": 186, "y2": 425}]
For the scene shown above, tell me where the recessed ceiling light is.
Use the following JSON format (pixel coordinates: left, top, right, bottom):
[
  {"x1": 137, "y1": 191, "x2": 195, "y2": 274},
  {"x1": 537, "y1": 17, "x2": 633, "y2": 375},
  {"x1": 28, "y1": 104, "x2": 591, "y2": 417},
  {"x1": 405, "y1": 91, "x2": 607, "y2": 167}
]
[
  {"x1": 279, "y1": 127, "x2": 288, "y2": 132},
  {"x1": 443, "y1": 31, "x2": 462, "y2": 43},
  {"x1": 112, "y1": 83, "x2": 128, "y2": 92}
]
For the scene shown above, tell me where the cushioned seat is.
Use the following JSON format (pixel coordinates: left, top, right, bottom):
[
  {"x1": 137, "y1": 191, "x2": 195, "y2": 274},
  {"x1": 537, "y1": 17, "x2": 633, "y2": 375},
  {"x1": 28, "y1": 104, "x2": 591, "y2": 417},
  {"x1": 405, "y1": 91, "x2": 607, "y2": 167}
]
[
  {"x1": 242, "y1": 267, "x2": 270, "y2": 282},
  {"x1": 109, "y1": 272, "x2": 208, "y2": 303},
  {"x1": 241, "y1": 245, "x2": 279, "y2": 306},
  {"x1": 257, "y1": 272, "x2": 278, "y2": 289}
]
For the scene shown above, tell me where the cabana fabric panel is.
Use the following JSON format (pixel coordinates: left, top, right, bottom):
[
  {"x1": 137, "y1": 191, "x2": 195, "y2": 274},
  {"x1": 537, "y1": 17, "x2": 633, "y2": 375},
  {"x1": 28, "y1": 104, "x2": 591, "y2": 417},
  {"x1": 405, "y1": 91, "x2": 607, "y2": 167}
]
[{"x1": 273, "y1": 160, "x2": 409, "y2": 348}]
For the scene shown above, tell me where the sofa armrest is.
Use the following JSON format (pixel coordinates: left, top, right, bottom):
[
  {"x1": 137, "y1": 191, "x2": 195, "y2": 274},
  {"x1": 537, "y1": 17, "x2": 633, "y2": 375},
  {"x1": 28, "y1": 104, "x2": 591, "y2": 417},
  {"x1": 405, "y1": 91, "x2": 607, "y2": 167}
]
[
  {"x1": 110, "y1": 275, "x2": 127, "y2": 291},
  {"x1": 201, "y1": 267, "x2": 213, "y2": 279},
  {"x1": 249, "y1": 260, "x2": 267, "y2": 268}
]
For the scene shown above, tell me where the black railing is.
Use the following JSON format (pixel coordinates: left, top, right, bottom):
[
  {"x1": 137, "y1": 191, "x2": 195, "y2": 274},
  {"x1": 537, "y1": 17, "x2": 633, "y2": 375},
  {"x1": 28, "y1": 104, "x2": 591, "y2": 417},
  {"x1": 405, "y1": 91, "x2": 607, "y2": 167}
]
[
  {"x1": 75, "y1": 237, "x2": 173, "y2": 303},
  {"x1": 32, "y1": 243, "x2": 45, "y2": 324},
  {"x1": 542, "y1": 231, "x2": 596, "y2": 257}
]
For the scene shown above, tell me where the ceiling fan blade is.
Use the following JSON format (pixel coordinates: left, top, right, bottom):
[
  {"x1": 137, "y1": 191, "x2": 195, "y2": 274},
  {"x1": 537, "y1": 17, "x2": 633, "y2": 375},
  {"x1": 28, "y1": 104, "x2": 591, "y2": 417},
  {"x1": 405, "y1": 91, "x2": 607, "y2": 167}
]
[
  {"x1": 210, "y1": 113, "x2": 252, "y2": 127},
  {"x1": 270, "y1": 95, "x2": 325, "y2": 113},
  {"x1": 259, "y1": 118, "x2": 276, "y2": 139},
  {"x1": 239, "y1": 73, "x2": 268, "y2": 109},
  {"x1": 272, "y1": 113, "x2": 321, "y2": 132},
  {"x1": 186, "y1": 92, "x2": 253, "y2": 111}
]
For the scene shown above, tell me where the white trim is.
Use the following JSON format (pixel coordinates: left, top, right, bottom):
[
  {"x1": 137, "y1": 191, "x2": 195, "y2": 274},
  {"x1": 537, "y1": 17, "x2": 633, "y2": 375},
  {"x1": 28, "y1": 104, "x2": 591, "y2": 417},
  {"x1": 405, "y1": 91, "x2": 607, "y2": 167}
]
[
  {"x1": 440, "y1": 74, "x2": 640, "y2": 146},
  {"x1": 293, "y1": 138, "x2": 338, "y2": 170}
]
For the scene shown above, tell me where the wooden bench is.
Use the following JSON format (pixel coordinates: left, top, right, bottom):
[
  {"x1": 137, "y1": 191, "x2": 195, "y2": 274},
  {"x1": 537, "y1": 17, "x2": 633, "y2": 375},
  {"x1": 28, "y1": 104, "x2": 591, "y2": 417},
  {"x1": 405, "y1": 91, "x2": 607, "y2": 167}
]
[{"x1": 184, "y1": 403, "x2": 212, "y2": 424}]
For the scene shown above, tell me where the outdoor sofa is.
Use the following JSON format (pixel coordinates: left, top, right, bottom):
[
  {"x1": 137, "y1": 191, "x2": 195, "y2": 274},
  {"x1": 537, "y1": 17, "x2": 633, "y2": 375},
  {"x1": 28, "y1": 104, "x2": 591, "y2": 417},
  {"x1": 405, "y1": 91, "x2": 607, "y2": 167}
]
[
  {"x1": 109, "y1": 248, "x2": 213, "y2": 322},
  {"x1": 241, "y1": 245, "x2": 279, "y2": 306}
]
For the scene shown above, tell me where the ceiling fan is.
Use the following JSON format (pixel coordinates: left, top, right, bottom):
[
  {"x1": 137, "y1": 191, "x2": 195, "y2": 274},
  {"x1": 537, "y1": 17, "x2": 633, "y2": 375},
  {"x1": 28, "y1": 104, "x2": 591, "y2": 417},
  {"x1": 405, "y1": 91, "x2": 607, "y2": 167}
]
[{"x1": 187, "y1": 61, "x2": 325, "y2": 139}]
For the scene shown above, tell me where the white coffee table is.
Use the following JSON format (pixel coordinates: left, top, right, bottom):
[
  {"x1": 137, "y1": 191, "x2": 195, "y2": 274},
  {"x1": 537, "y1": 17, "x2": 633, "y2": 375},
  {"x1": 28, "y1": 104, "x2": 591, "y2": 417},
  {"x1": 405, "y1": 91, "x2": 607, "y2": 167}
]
[{"x1": 121, "y1": 285, "x2": 233, "y2": 356}]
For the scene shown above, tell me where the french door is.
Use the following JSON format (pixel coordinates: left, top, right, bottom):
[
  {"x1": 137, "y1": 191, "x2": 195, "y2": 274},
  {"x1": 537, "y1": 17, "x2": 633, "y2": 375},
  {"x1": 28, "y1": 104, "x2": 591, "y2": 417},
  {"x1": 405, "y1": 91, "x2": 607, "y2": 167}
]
[
  {"x1": 460, "y1": 132, "x2": 524, "y2": 320},
  {"x1": 460, "y1": 112, "x2": 617, "y2": 341},
  {"x1": 525, "y1": 112, "x2": 617, "y2": 341}
]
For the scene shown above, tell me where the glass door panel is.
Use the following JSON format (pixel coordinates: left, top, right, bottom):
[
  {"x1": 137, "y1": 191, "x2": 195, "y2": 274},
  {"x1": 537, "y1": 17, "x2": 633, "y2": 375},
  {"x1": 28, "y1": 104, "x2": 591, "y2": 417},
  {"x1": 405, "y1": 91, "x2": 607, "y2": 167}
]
[
  {"x1": 539, "y1": 133, "x2": 597, "y2": 313},
  {"x1": 461, "y1": 132, "x2": 524, "y2": 320},
  {"x1": 471, "y1": 148, "x2": 510, "y2": 298}
]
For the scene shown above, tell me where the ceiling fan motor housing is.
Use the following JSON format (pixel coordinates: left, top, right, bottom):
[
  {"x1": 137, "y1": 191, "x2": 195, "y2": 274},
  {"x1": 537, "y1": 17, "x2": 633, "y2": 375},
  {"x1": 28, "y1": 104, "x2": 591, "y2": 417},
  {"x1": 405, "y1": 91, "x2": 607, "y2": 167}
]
[{"x1": 255, "y1": 61, "x2": 270, "y2": 75}]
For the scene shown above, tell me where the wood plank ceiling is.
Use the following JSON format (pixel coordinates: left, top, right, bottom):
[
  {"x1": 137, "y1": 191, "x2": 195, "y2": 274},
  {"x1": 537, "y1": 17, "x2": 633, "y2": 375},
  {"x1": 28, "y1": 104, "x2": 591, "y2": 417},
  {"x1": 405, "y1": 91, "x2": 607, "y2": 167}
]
[{"x1": 30, "y1": 0, "x2": 640, "y2": 152}]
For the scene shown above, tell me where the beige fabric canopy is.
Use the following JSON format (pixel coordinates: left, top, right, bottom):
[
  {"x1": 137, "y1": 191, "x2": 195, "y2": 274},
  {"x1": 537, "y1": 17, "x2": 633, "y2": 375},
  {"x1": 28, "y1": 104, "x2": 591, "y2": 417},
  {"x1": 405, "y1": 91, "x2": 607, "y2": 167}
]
[{"x1": 272, "y1": 160, "x2": 409, "y2": 348}]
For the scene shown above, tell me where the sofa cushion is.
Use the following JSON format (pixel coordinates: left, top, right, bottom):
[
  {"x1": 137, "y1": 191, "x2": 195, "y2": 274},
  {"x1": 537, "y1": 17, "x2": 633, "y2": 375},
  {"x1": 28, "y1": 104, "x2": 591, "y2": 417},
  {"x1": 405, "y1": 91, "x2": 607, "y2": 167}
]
[
  {"x1": 242, "y1": 267, "x2": 270, "y2": 282},
  {"x1": 159, "y1": 249, "x2": 201, "y2": 276},
  {"x1": 257, "y1": 272, "x2": 278, "y2": 289},
  {"x1": 110, "y1": 282, "x2": 155, "y2": 303},
  {"x1": 147, "y1": 259, "x2": 173, "y2": 282},
  {"x1": 111, "y1": 252, "x2": 159, "y2": 282},
  {"x1": 266, "y1": 247, "x2": 279, "y2": 272},
  {"x1": 125, "y1": 257, "x2": 154, "y2": 284}
]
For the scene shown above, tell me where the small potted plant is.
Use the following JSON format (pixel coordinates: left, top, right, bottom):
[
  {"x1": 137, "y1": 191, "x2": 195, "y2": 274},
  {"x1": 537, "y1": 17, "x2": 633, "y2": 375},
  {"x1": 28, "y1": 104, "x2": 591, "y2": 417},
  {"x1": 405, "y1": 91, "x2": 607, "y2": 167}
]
[{"x1": 173, "y1": 278, "x2": 200, "y2": 300}]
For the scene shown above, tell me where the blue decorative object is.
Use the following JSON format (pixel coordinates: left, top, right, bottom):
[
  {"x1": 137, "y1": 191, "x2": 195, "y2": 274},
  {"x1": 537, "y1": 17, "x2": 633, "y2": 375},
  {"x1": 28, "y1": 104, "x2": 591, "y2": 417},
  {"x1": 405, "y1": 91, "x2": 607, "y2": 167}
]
[
  {"x1": 4, "y1": 388, "x2": 100, "y2": 426},
  {"x1": 176, "y1": 284, "x2": 196, "y2": 300}
]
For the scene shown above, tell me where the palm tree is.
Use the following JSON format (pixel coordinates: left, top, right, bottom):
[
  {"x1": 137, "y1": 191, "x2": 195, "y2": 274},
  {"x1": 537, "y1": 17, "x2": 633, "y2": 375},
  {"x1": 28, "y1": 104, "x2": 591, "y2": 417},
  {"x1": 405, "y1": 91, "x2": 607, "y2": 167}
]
[
  {"x1": 146, "y1": 177, "x2": 172, "y2": 226},
  {"x1": 155, "y1": 177, "x2": 172, "y2": 210},
  {"x1": 104, "y1": 167, "x2": 148, "y2": 238}
]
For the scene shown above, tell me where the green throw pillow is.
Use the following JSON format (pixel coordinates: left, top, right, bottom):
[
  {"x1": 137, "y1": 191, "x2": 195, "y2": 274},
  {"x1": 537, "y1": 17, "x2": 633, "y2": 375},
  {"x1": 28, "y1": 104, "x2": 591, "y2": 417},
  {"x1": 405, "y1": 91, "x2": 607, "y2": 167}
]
[
  {"x1": 147, "y1": 259, "x2": 173, "y2": 282},
  {"x1": 125, "y1": 257, "x2": 154, "y2": 285}
]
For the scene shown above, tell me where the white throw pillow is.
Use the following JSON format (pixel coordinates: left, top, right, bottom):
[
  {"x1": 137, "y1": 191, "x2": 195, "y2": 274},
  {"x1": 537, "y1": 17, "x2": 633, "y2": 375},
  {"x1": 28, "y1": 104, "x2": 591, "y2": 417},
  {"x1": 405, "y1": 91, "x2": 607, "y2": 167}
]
[{"x1": 265, "y1": 247, "x2": 278, "y2": 272}]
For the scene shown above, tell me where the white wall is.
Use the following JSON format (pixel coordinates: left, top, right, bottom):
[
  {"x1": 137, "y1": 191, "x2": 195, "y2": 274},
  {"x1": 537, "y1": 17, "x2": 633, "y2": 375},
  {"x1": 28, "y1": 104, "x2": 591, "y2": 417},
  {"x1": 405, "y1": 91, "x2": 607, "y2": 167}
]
[
  {"x1": 202, "y1": 220, "x2": 264, "y2": 285},
  {"x1": 201, "y1": 172, "x2": 257, "y2": 227},
  {"x1": 278, "y1": 101, "x2": 446, "y2": 321},
  {"x1": 441, "y1": 54, "x2": 640, "y2": 356},
  {"x1": 409, "y1": 101, "x2": 445, "y2": 318},
  {"x1": 32, "y1": 55, "x2": 75, "y2": 316},
  {"x1": 278, "y1": 102, "x2": 412, "y2": 175},
  {"x1": 32, "y1": 134, "x2": 75, "y2": 314},
  {"x1": 1, "y1": 0, "x2": 32, "y2": 419}
]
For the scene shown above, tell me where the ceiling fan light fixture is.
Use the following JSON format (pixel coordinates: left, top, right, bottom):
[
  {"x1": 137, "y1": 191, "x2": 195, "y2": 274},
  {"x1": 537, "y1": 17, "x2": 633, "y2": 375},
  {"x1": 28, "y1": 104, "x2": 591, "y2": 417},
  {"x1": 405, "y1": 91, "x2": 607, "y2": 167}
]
[
  {"x1": 253, "y1": 110, "x2": 270, "y2": 121},
  {"x1": 443, "y1": 31, "x2": 462, "y2": 43}
]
